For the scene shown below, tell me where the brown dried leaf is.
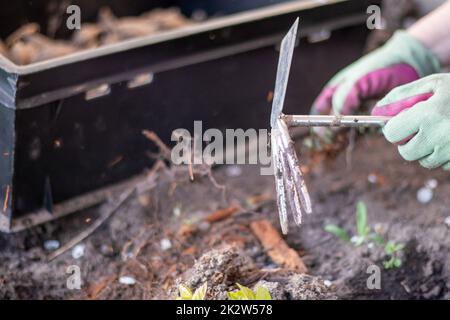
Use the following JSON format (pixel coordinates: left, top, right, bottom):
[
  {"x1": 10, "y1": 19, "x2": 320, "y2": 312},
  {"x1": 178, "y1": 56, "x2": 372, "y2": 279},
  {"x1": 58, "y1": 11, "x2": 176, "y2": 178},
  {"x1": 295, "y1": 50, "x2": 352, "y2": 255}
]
[{"x1": 250, "y1": 219, "x2": 307, "y2": 273}]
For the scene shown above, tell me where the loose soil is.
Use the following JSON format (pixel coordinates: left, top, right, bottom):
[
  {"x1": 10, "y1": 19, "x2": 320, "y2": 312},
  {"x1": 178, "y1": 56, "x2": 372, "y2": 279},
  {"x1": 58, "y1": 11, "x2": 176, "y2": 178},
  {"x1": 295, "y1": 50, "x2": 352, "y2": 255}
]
[{"x1": 1, "y1": 134, "x2": 449, "y2": 300}]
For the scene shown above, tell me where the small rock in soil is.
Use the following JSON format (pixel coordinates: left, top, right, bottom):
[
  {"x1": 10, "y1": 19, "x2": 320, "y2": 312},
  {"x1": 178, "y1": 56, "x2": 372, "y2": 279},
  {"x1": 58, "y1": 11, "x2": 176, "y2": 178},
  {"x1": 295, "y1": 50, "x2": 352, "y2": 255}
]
[
  {"x1": 173, "y1": 205, "x2": 182, "y2": 217},
  {"x1": 285, "y1": 274, "x2": 330, "y2": 300},
  {"x1": 254, "y1": 280, "x2": 285, "y2": 300},
  {"x1": 444, "y1": 216, "x2": 450, "y2": 228},
  {"x1": 225, "y1": 165, "x2": 242, "y2": 177},
  {"x1": 119, "y1": 276, "x2": 136, "y2": 285},
  {"x1": 43, "y1": 240, "x2": 60, "y2": 251},
  {"x1": 367, "y1": 174, "x2": 377, "y2": 184},
  {"x1": 350, "y1": 236, "x2": 363, "y2": 245},
  {"x1": 71, "y1": 244, "x2": 85, "y2": 259},
  {"x1": 174, "y1": 245, "x2": 256, "y2": 299},
  {"x1": 417, "y1": 187, "x2": 433, "y2": 204},
  {"x1": 160, "y1": 238, "x2": 172, "y2": 251},
  {"x1": 425, "y1": 179, "x2": 438, "y2": 189},
  {"x1": 174, "y1": 244, "x2": 333, "y2": 300},
  {"x1": 323, "y1": 280, "x2": 333, "y2": 288}
]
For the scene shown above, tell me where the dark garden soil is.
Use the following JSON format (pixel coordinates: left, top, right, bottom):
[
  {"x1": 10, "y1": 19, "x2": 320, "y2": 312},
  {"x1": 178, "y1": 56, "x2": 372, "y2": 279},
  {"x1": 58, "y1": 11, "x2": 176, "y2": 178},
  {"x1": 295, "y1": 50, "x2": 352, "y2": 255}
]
[{"x1": 1, "y1": 133, "x2": 449, "y2": 300}]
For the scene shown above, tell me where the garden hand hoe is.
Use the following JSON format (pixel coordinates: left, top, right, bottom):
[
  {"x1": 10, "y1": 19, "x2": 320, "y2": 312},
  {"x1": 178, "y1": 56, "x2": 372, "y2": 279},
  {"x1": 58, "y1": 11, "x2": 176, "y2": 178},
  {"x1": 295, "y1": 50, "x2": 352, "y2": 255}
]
[{"x1": 271, "y1": 19, "x2": 391, "y2": 234}]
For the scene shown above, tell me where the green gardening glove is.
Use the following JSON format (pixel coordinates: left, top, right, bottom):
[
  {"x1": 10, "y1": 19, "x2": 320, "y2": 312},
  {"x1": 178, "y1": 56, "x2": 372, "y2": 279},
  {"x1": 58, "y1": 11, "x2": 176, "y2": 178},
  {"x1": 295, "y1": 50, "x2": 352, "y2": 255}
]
[
  {"x1": 371, "y1": 73, "x2": 450, "y2": 170},
  {"x1": 311, "y1": 31, "x2": 441, "y2": 116}
]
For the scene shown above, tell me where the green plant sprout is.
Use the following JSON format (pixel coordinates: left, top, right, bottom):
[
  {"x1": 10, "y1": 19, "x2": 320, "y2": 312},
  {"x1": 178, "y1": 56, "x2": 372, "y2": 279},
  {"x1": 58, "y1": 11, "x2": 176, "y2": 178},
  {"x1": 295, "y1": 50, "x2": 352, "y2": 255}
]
[
  {"x1": 227, "y1": 283, "x2": 272, "y2": 300},
  {"x1": 383, "y1": 241, "x2": 405, "y2": 269},
  {"x1": 355, "y1": 201, "x2": 370, "y2": 245},
  {"x1": 176, "y1": 282, "x2": 208, "y2": 300},
  {"x1": 325, "y1": 201, "x2": 372, "y2": 246},
  {"x1": 324, "y1": 224, "x2": 350, "y2": 242},
  {"x1": 324, "y1": 201, "x2": 404, "y2": 269}
]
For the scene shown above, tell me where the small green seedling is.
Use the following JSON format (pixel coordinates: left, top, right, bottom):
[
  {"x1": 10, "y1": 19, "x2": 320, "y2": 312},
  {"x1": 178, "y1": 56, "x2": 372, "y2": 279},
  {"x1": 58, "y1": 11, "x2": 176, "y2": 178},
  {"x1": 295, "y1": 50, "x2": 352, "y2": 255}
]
[
  {"x1": 324, "y1": 201, "x2": 404, "y2": 270},
  {"x1": 383, "y1": 242, "x2": 405, "y2": 269},
  {"x1": 355, "y1": 201, "x2": 370, "y2": 245},
  {"x1": 176, "y1": 282, "x2": 208, "y2": 300},
  {"x1": 324, "y1": 224, "x2": 350, "y2": 242},
  {"x1": 227, "y1": 283, "x2": 272, "y2": 300},
  {"x1": 324, "y1": 201, "x2": 370, "y2": 246}
]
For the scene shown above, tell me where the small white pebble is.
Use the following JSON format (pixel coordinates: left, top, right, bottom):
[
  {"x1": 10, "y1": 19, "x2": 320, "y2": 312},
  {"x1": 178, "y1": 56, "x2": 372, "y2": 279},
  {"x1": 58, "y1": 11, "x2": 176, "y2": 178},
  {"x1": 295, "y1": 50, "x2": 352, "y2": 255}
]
[
  {"x1": 323, "y1": 280, "x2": 333, "y2": 288},
  {"x1": 225, "y1": 165, "x2": 242, "y2": 177},
  {"x1": 119, "y1": 276, "x2": 136, "y2": 285},
  {"x1": 368, "y1": 242, "x2": 374, "y2": 249},
  {"x1": 71, "y1": 244, "x2": 85, "y2": 259},
  {"x1": 425, "y1": 179, "x2": 438, "y2": 189},
  {"x1": 367, "y1": 174, "x2": 377, "y2": 184},
  {"x1": 263, "y1": 264, "x2": 279, "y2": 270},
  {"x1": 44, "y1": 240, "x2": 60, "y2": 251},
  {"x1": 350, "y1": 236, "x2": 362, "y2": 245},
  {"x1": 160, "y1": 238, "x2": 172, "y2": 251},
  {"x1": 444, "y1": 216, "x2": 450, "y2": 228},
  {"x1": 417, "y1": 187, "x2": 433, "y2": 204},
  {"x1": 173, "y1": 206, "x2": 181, "y2": 217}
]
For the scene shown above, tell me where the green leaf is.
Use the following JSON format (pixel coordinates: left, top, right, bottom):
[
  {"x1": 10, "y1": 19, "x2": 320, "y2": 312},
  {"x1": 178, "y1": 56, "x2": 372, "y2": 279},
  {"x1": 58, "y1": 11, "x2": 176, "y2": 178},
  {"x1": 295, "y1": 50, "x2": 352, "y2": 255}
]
[
  {"x1": 356, "y1": 201, "x2": 369, "y2": 238},
  {"x1": 385, "y1": 241, "x2": 404, "y2": 254},
  {"x1": 393, "y1": 258, "x2": 402, "y2": 268},
  {"x1": 384, "y1": 242, "x2": 395, "y2": 254},
  {"x1": 192, "y1": 282, "x2": 207, "y2": 300},
  {"x1": 255, "y1": 286, "x2": 272, "y2": 300},
  {"x1": 227, "y1": 291, "x2": 244, "y2": 300},
  {"x1": 383, "y1": 257, "x2": 402, "y2": 269},
  {"x1": 236, "y1": 283, "x2": 256, "y2": 300},
  {"x1": 383, "y1": 258, "x2": 394, "y2": 269},
  {"x1": 178, "y1": 284, "x2": 193, "y2": 300},
  {"x1": 324, "y1": 224, "x2": 350, "y2": 242}
]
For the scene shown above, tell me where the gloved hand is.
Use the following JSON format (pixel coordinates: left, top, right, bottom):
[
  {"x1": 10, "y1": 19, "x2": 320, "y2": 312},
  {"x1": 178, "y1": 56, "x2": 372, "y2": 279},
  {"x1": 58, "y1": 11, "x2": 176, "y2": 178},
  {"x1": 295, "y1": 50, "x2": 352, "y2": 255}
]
[
  {"x1": 311, "y1": 31, "x2": 441, "y2": 116},
  {"x1": 371, "y1": 73, "x2": 450, "y2": 170}
]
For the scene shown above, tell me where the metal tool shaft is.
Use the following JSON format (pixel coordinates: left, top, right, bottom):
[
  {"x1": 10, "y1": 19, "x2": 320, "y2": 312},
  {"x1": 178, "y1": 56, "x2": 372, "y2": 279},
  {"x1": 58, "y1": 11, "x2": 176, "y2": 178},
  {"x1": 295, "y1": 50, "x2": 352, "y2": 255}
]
[{"x1": 282, "y1": 115, "x2": 391, "y2": 127}]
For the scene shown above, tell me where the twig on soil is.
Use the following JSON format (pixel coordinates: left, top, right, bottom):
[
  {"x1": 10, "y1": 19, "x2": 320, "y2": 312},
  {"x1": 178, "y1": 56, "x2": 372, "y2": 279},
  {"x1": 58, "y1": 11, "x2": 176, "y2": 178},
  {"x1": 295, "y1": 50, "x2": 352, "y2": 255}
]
[
  {"x1": 250, "y1": 219, "x2": 308, "y2": 273},
  {"x1": 3, "y1": 185, "x2": 10, "y2": 212},
  {"x1": 121, "y1": 224, "x2": 155, "y2": 261},
  {"x1": 143, "y1": 129, "x2": 226, "y2": 200},
  {"x1": 205, "y1": 206, "x2": 239, "y2": 223},
  {"x1": 142, "y1": 130, "x2": 172, "y2": 160},
  {"x1": 188, "y1": 162, "x2": 195, "y2": 181},
  {"x1": 47, "y1": 188, "x2": 135, "y2": 261},
  {"x1": 85, "y1": 275, "x2": 116, "y2": 300},
  {"x1": 136, "y1": 159, "x2": 166, "y2": 194}
]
